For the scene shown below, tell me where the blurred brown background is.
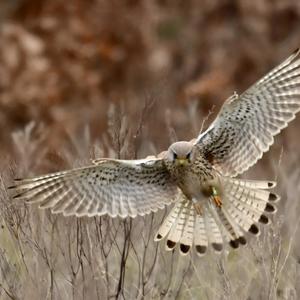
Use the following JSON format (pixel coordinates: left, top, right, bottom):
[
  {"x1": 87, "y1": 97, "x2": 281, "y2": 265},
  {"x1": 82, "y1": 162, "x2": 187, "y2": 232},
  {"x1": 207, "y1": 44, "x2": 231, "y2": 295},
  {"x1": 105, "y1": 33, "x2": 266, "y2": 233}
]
[{"x1": 1, "y1": 0, "x2": 300, "y2": 161}]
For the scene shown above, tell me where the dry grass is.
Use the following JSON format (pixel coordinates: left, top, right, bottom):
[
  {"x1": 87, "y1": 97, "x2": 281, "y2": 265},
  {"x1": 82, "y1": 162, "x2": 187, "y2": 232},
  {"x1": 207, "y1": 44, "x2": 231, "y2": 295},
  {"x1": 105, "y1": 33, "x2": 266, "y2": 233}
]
[
  {"x1": 1, "y1": 1, "x2": 300, "y2": 299},
  {"x1": 1, "y1": 107, "x2": 300, "y2": 300}
]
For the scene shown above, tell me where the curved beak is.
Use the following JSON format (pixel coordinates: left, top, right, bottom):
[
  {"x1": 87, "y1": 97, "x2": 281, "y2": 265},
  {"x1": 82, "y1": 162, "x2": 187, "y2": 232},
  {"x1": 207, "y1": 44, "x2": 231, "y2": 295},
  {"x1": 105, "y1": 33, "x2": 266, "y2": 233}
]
[{"x1": 175, "y1": 158, "x2": 188, "y2": 166}]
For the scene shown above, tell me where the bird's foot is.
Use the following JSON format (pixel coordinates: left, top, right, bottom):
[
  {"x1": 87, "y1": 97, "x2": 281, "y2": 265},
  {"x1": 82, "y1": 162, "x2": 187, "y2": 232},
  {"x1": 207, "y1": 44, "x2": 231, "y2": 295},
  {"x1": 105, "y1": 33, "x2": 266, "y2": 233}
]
[
  {"x1": 211, "y1": 186, "x2": 222, "y2": 208},
  {"x1": 213, "y1": 195, "x2": 222, "y2": 208}
]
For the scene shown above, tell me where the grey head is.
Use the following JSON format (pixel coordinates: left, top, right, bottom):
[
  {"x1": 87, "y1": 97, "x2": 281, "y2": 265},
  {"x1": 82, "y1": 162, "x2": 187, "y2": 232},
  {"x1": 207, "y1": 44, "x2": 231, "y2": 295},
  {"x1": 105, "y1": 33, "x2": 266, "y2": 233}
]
[{"x1": 165, "y1": 141, "x2": 194, "y2": 166}]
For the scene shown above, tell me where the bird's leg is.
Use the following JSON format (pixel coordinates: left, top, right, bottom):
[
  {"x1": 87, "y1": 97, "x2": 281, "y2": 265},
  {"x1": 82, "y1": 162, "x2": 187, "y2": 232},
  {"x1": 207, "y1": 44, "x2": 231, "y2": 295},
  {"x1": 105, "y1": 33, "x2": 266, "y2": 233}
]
[
  {"x1": 192, "y1": 198, "x2": 203, "y2": 215},
  {"x1": 211, "y1": 186, "x2": 222, "y2": 208}
]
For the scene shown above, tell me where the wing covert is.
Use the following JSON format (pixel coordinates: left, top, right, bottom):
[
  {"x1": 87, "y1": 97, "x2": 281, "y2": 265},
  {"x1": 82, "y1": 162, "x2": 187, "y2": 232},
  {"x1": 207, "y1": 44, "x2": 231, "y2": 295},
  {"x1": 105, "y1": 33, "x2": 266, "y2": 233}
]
[{"x1": 196, "y1": 49, "x2": 300, "y2": 176}]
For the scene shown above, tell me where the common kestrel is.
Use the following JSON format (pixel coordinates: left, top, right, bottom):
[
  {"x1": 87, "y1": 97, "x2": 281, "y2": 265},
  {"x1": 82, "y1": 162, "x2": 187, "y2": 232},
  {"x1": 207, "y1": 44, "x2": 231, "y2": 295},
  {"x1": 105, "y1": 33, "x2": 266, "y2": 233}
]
[{"x1": 9, "y1": 49, "x2": 300, "y2": 256}]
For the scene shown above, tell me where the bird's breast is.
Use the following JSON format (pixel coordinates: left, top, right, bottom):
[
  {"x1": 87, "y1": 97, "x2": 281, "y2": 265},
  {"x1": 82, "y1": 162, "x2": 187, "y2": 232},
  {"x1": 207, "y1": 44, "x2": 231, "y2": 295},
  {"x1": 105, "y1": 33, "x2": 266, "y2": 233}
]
[{"x1": 173, "y1": 167, "x2": 217, "y2": 200}]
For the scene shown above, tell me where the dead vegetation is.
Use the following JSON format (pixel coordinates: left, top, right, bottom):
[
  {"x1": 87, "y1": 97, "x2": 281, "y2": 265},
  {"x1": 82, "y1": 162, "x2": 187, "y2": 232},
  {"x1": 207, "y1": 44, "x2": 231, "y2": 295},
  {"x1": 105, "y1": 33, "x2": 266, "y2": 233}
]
[{"x1": 1, "y1": 1, "x2": 300, "y2": 299}]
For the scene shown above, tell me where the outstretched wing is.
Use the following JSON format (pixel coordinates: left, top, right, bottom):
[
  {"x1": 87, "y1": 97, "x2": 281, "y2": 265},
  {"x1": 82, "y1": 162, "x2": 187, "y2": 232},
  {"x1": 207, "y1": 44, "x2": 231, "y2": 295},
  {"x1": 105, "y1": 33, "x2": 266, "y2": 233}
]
[
  {"x1": 196, "y1": 49, "x2": 300, "y2": 177},
  {"x1": 9, "y1": 158, "x2": 178, "y2": 218}
]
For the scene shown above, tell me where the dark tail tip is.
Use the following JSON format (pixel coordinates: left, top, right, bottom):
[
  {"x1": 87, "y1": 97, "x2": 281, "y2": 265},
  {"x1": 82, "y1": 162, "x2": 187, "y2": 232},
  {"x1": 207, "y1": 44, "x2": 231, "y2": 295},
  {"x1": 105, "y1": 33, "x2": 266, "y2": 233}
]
[
  {"x1": 238, "y1": 236, "x2": 247, "y2": 245},
  {"x1": 249, "y1": 224, "x2": 259, "y2": 235},
  {"x1": 195, "y1": 245, "x2": 207, "y2": 255},
  {"x1": 212, "y1": 242, "x2": 223, "y2": 252},
  {"x1": 229, "y1": 240, "x2": 239, "y2": 249},
  {"x1": 180, "y1": 244, "x2": 190, "y2": 254},
  {"x1": 269, "y1": 193, "x2": 280, "y2": 202},
  {"x1": 265, "y1": 203, "x2": 276, "y2": 213},
  {"x1": 155, "y1": 233, "x2": 163, "y2": 240},
  {"x1": 166, "y1": 240, "x2": 176, "y2": 250},
  {"x1": 259, "y1": 214, "x2": 269, "y2": 224}
]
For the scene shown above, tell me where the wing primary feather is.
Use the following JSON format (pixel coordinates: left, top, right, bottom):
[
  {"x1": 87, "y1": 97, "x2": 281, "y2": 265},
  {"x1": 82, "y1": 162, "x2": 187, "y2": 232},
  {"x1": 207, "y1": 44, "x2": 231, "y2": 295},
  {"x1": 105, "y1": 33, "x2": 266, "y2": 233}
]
[
  {"x1": 195, "y1": 49, "x2": 300, "y2": 176},
  {"x1": 10, "y1": 159, "x2": 178, "y2": 219}
]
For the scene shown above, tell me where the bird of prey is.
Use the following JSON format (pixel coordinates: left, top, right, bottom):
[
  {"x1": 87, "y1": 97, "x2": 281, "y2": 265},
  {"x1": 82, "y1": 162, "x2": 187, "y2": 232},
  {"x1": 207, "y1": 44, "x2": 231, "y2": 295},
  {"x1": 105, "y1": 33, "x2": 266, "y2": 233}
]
[{"x1": 9, "y1": 49, "x2": 300, "y2": 256}]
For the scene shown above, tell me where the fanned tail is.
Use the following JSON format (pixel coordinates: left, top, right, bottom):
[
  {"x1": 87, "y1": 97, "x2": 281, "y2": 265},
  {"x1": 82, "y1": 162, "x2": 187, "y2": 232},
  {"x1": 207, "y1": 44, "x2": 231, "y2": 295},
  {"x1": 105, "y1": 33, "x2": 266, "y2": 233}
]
[{"x1": 154, "y1": 178, "x2": 279, "y2": 256}]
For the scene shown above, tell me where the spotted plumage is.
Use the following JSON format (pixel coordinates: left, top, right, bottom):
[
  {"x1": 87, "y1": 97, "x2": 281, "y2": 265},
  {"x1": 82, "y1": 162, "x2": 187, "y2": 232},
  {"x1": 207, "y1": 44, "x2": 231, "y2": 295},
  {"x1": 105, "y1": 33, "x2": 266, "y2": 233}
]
[{"x1": 8, "y1": 49, "x2": 300, "y2": 256}]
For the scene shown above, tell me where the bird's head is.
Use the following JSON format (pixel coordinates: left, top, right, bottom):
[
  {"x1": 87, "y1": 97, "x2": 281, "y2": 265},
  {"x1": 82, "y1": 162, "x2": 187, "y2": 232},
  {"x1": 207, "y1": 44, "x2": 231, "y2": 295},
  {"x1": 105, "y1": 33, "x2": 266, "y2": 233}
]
[{"x1": 167, "y1": 141, "x2": 194, "y2": 167}]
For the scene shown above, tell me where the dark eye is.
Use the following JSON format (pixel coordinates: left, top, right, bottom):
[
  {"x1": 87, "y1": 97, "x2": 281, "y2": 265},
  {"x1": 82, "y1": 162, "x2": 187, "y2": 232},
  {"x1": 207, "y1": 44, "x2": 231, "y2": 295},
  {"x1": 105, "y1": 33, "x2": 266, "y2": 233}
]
[
  {"x1": 186, "y1": 152, "x2": 191, "y2": 160},
  {"x1": 173, "y1": 152, "x2": 178, "y2": 160}
]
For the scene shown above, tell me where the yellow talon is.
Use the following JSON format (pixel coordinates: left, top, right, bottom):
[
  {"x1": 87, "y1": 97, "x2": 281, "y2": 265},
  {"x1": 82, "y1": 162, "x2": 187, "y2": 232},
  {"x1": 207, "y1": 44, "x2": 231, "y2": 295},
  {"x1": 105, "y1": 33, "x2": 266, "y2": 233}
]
[
  {"x1": 213, "y1": 195, "x2": 222, "y2": 208},
  {"x1": 211, "y1": 186, "x2": 222, "y2": 208}
]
